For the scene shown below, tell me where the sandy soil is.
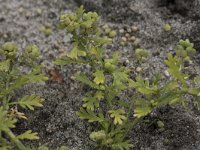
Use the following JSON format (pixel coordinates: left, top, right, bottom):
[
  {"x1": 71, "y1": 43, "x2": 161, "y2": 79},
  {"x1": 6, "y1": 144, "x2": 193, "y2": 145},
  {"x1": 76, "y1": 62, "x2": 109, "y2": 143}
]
[{"x1": 0, "y1": 0, "x2": 200, "y2": 149}]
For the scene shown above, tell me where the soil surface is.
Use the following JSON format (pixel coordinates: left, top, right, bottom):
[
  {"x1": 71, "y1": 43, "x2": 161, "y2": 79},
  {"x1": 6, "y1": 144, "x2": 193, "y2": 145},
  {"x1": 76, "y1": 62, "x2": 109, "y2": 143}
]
[{"x1": 0, "y1": 0, "x2": 200, "y2": 149}]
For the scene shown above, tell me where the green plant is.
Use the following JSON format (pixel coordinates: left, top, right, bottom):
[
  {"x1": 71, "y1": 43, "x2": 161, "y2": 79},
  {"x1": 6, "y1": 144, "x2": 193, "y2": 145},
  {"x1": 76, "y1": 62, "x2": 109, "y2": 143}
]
[
  {"x1": 40, "y1": 23, "x2": 52, "y2": 36},
  {"x1": 163, "y1": 23, "x2": 171, "y2": 32},
  {"x1": 135, "y1": 48, "x2": 148, "y2": 62},
  {"x1": 55, "y1": 6, "x2": 200, "y2": 150},
  {"x1": 0, "y1": 42, "x2": 48, "y2": 149},
  {"x1": 176, "y1": 39, "x2": 196, "y2": 62}
]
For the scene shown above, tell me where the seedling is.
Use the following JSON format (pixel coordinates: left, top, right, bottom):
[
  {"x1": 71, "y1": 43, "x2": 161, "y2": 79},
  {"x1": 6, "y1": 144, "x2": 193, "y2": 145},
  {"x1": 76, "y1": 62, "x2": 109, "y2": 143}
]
[
  {"x1": 55, "y1": 6, "x2": 200, "y2": 150},
  {"x1": 176, "y1": 39, "x2": 196, "y2": 62},
  {"x1": 135, "y1": 48, "x2": 148, "y2": 62},
  {"x1": 0, "y1": 42, "x2": 48, "y2": 149},
  {"x1": 40, "y1": 23, "x2": 52, "y2": 36}
]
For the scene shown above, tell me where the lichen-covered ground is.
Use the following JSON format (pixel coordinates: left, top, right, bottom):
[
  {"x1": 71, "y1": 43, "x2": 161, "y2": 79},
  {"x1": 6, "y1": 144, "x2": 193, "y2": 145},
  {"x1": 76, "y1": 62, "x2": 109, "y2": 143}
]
[{"x1": 0, "y1": 0, "x2": 200, "y2": 149}]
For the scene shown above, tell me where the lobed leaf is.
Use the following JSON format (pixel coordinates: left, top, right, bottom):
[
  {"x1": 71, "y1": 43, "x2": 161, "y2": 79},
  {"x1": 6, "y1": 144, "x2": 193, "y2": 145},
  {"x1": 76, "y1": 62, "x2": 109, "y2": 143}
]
[
  {"x1": 108, "y1": 109, "x2": 127, "y2": 125},
  {"x1": 17, "y1": 130, "x2": 39, "y2": 140},
  {"x1": 76, "y1": 107, "x2": 104, "y2": 123},
  {"x1": 18, "y1": 95, "x2": 44, "y2": 110}
]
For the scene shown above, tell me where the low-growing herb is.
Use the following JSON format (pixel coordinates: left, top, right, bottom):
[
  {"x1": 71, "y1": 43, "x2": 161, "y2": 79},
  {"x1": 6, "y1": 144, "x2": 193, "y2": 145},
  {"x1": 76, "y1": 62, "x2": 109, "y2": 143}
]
[
  {"x1": 0, "y1": 42, "x2": 48, "y2": 149},
  {"x1": 55, "y1": 6, "x2": 200, "y2": 150}
]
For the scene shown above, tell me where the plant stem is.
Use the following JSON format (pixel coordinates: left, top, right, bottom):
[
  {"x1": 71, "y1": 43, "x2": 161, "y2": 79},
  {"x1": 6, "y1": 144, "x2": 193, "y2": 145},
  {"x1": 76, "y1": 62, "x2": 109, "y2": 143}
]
[{"x1": 5, "y1": 129, "x2": 26, "y2": 150}]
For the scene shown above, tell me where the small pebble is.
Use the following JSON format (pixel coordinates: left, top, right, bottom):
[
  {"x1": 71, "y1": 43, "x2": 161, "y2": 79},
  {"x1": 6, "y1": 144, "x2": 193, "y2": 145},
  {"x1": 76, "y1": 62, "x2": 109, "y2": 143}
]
[
  {"x1": 164, "y1": 70, "x2": 170, "y2": 77},
  {"x1": 123, "y1": 59, "x2": 129, "y2": 66},
  {"x1": 105, "y1": 28, "x2": 111, "y2": 34},
  {"x1": 102, "y1": 24, "x2": 109, "y2": 29},
  {"x1": 136, "y1": 67, "x2": 142, "y2": 72},
  {"x1": 121, "y1": 37, "x2": 127, "y2": 42},
  {"x1": 127, "y1": 28, "x2": 132, "y2": 33},
  {"x1": 25, "y1": 11, "x2": 32, "y2": 18},
  {"x1": 18, "y1": 7, "x2": 24, "y2": 13},
  {"x1": 119, "y1": 29, "x2": 124, "y2": 33},
  {"x1": 130, "y1": 36, "x2": 136, "y2": 42},
  {"x1": 131, "y1": 26, "x2": 138, "y2": 32},
  {"x1": 36, "y1": 8, "x2": 42, "y2": 16},
  {"x1": 120, "y1": 41, "x2": 125, "y2": 46},
  {"x1": 125, "y1": 33, "x2": 130, "y2": 38},
  {"x1": 133, "y1": 38, "x2": 141, "y2": 46}
]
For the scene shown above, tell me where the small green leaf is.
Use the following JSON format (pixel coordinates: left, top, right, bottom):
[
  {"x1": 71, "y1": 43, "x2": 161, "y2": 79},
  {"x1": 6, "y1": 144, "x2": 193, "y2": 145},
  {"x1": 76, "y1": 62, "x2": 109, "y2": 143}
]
[
  {"x1": 75, "y1": 72, "x2": 99, "y2": 89},
  {"x1": 0, "y1": 60, "x2": 10, "y2": 72},
  {"x1": 17, "y1": 130, "x2": 39, "y2": 140},
  {"x1": 165, "y1": 53, "x2": 188, "y2": 83},
  {"x1": 76, "y1": 108, "x2": 104, "y2": 123},
  {"x1": 54, "y1": 57, "x2": 74, "y2": 65},
  {"x1": 93, "y1": 70, "x2": 105, "y2": 84},
  {"x1": 111, "y1": 141, "x2": 133, "y2": 150},
  {"x1": 24, "y1": 67, "x2": 48, "y2": 83},
  {"x1": 18, "y1": 95, "x2": 44, "y2": 110},
  {"x1": 67, "y1": 43, "x2": 86, "y2": 59},
  {"x1": 89, "y1": 130, "x2": 106, "y2": 141},
  {"x1": 112, "y1": 70, "x2": 129, "y2": 89},
  {"x1": 0, "y1": 107, "x2": 17, "y2": 131},
  {"x1": 134, "y1": 100, "x2": 152, "y2": 118},
  {"x1": 82, "y1": 97, "x2": 100, "y2": 111},
  {"x1": 108, "y1": 109, "x2": 127, "y2": 125}
]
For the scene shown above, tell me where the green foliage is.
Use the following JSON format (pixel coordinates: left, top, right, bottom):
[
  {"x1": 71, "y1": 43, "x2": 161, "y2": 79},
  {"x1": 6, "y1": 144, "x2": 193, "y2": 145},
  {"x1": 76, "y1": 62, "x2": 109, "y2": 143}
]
[
  {"x1": 176, "y1": 39, "x2": 196, "y2": 62},
  {"x1": 135, "y1": 48, "x2": 148, "y2": 62},
  {"x1": 0, "y1": 42, "x2": 48, "y2": 149},
  {"x1": 108, "y1": 109, "x2": 127, "y2": 125},
  {"x1": 17, "y1": 130, "x2": 39, "y2": 140},
  {"x1": 55, "y1": 6, "x2": 200, "y2": 150},
  {"x1": 163, "y1": 23, "x2": 171, "y2": 32},
  {"x1": 40, "y1": 23, "x2": 52, "y2": 36}
]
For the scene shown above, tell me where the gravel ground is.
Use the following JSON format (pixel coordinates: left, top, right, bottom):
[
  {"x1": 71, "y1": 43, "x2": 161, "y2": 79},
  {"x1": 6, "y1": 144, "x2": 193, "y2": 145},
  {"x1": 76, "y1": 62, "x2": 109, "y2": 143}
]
[{"x1": 0, "y1": 0, "x2": 200, "y2": 149}]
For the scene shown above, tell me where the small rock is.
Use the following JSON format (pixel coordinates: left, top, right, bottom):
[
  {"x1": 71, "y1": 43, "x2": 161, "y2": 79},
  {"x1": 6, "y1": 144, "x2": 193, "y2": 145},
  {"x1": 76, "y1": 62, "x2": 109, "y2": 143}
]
[
  {"x1": 133, "y1": 38, "x2": 141, "y2": 46},
  {"x1": 18, "y1": 7, "x2": 24, "y2": 13},
  {"x1": 127, "y1": 28, "x2": 132, "y2": 33},
  {"x1": 25, "y1": 11, "x2": 32, "y2": 18},
  {"x1": 119, "y1": 28, "x2": 124, "y2": 33},
  {"x1": 36, "y1": 8, "x2": 42, "y2": 16},
  {"x1": 120, "y1": 41, "x2": 125, "y2": 46},
  {"x1": 130, "y1": 36, "x2": 136, "y2": 42},
  {"x1": 121, "y1": 37, "x2": 127, "y2": 42},
  {"x1": 131, "y1": 25, "x2": 138, "y2": 32},
  {"x1": 136, "y1": 67, "x2": 142, "y2": 72},
  {"x1": 125, "y1": 33, "x2": 130, "y2": 38},
  {"x1": 164, "y1": 70, "x2": 170, "y2": 77}
]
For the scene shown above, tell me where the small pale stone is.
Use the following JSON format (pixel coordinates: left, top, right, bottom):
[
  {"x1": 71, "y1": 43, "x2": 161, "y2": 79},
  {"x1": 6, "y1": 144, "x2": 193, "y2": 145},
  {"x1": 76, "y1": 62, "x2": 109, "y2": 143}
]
[
  {"x1": 164, "y1": 70, "x2": 170, "y2": 77},
  {"x1": 133, "y1": 38, "x2": 141, "y2": 46},
  {"x1": 136, "y1": 67, "x2": 142, "y2": 72},
  {"x1": 36, "y1": 8, "x2": 42, "y2": 16},
  {"x1": 119, "y1": 29, "x2": 124, "y2": 33},
  {"x1": 18, "y1": 7, "x2": 24, "y2": 13},
  {"x1": 125, "y1": 33, "x2": 130, "y2": 38},
  {"x1": 102, "y1": 24, "x2": 109, "y2": 29},
  {"x1": 131, "y1": 26, "x2": 138, "y2": 32},
  {"x1": 130, "y1": 36, "x2": 136, "y2": 42},
  {"x1": 127, "y1": 28, "x2": 132, "y2": 33},
  {"x1": 120, "y1": 41, "x2": 125, "y2": 46},
  {"x1": 105, "y1": 28, "x2": 111, "y2": 34},
  {"x1": 124, "y1": 59, "x2": 129, "y2": 65},
  {"x1": 121, "y1": 37, "x2": 127, "y2": 42}
]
